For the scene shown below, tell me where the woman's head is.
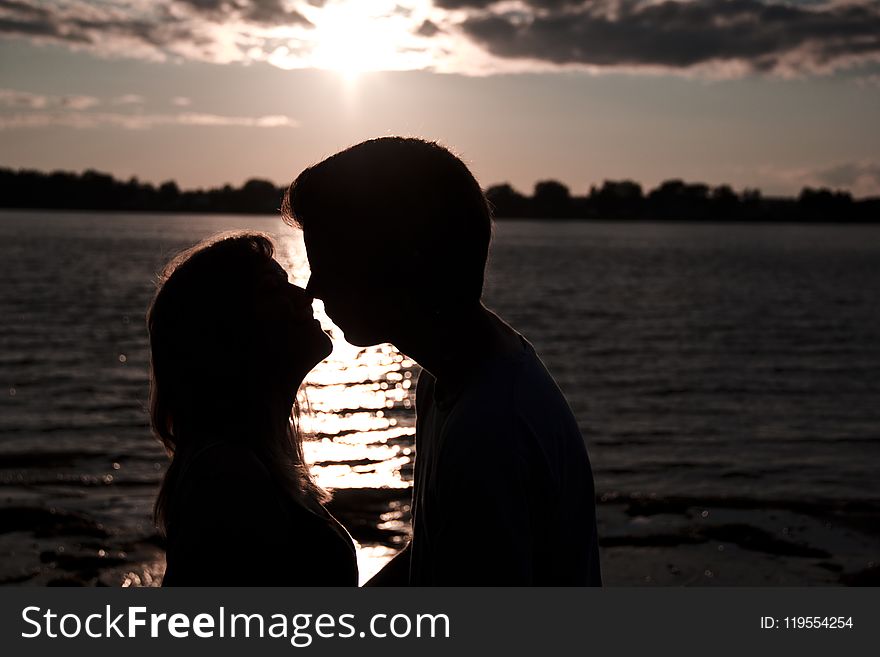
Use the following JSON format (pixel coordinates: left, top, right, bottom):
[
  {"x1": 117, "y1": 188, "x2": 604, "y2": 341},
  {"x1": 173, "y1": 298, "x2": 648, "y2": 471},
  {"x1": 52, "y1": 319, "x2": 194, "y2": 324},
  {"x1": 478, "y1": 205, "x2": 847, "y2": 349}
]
[{"x1": 148, "y1": 232, "x2": 331, "y2": 532}]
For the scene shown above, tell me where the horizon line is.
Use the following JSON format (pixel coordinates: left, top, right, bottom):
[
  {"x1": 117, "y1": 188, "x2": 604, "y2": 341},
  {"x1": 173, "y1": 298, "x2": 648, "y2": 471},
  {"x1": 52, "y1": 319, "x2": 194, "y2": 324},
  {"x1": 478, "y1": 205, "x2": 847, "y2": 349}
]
[{"x1": 3, "y1": 164, "x2": 879, "y2": 202}]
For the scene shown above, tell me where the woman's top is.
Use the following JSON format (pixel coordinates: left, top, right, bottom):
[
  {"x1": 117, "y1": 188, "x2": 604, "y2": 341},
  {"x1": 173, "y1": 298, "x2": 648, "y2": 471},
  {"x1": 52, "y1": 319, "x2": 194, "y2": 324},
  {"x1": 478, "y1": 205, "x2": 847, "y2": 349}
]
[{"x1": 161, "y1": 441, "x2": 358, "y2": 586}]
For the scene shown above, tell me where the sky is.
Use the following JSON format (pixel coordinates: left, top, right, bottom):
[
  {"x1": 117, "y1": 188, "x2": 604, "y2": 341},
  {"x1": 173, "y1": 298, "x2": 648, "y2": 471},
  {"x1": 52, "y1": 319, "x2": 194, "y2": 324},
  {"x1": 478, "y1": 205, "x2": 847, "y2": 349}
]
[{"x1": 1, "y1": 0, "x2": 879, "y2": 197}]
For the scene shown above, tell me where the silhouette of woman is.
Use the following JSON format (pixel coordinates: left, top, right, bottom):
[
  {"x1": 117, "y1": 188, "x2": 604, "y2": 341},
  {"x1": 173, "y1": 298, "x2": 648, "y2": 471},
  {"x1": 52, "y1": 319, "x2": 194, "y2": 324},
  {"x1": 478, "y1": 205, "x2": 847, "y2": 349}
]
[{"x1": 148, "y1": 232, "x2": 357, "y2": 586}]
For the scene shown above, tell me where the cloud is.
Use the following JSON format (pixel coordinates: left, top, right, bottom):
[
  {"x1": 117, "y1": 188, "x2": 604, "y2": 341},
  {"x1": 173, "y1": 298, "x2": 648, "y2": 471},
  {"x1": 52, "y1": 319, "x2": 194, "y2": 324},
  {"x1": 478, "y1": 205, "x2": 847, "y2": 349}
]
[
  {"x1": 110, "y1": 93, "x2": 145, "y2": 105},
  {"x1": 61, "y1": 94, "x2": 100, "y2": 109},
  {"x1": 0, "y1": 88, "x2": 99, "y2": 109},
  {"x1": 0, "y1": 1, "x2": 196, "y2": 60},
  {"x1": 0, "y1": 0, "x2": 312, "y2": 64},
  {"x1": 454, "y1": 0, "x2": 880, "y2": 76},
  {"x1": 416, "y1": 18, "x2": 441, "y2": 36},
  {"x1": 0, "y1": 85, "x2": 299, "y2": 130},
  {"x1": 175, "y1": 0, "x2": 311, "y2": 26},
  {"x1": 1, "y1": 0, "x2": 879, "y2": 77},
  {"x1": 812, "y1": 161, "x2": 880, "y2": 194},
  {"x1": 762, "y1": 160, "x2": 880, "y2": 196},
  {"x1": 0, "y1": 110, "x2": 299, "y2": 129}
]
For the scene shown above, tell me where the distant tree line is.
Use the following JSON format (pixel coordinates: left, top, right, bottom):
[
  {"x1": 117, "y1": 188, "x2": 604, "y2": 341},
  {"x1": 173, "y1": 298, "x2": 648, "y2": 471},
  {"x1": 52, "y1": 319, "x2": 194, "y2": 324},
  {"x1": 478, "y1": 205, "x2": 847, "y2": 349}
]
[
  {"x1": 486, "y1": 180, "x2": 879, "y2": 222},
  {"x1": 1, "y1": 167, "x2": 877, "y2": 221},
  {"x1": 0, "y1": 168, "x2": 283, "y2": 215}
]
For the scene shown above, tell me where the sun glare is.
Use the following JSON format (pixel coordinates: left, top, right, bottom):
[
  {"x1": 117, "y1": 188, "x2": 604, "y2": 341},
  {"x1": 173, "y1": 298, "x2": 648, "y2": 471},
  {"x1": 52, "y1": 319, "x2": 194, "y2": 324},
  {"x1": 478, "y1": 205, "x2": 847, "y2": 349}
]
[{"x1": 308, "y1": 1, "x2": 429, "y2": 78}]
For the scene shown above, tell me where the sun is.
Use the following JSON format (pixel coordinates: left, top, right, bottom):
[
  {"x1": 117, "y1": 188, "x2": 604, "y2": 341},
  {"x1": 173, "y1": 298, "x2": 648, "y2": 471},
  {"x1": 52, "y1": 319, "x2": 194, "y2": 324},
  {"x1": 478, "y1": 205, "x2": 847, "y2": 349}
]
[{"x1": 308, "y1": 1, "x2": 427, "y2": 78}]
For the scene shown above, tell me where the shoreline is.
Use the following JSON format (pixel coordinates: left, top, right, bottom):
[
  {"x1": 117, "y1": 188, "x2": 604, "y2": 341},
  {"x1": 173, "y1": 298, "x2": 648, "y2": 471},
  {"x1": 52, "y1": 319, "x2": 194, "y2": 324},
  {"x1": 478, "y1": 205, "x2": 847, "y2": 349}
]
[
  {"x1": 3, "y1": 207, "x2": 880, "y2": 226},
  {"x1": 1, "y1": 488, "x2": 877, "y2": 587}
]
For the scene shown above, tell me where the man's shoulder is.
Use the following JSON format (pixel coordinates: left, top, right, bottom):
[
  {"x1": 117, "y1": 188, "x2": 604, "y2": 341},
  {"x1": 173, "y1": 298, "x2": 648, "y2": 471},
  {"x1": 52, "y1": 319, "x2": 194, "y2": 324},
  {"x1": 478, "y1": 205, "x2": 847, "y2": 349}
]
[
  {"x1": 415, "y1": 368, "x2": 435, "y2": 397},
  {"x1": 450, "y1": 344, "x2": 583, "y2": 448},
  {"x1": 414, "y1": 340, "x2": 579, "y2": 437},
  {"x1": 455, "y1": 343, "x2": 566, "y2": 417}
]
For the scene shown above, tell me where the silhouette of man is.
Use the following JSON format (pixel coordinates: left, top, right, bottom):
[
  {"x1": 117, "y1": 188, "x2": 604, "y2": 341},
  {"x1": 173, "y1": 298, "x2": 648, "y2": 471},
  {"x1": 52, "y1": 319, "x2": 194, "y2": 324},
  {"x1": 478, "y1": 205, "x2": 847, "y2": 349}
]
[{"x1": 283, "y1": 137, "x2": 601, "y2": 585}]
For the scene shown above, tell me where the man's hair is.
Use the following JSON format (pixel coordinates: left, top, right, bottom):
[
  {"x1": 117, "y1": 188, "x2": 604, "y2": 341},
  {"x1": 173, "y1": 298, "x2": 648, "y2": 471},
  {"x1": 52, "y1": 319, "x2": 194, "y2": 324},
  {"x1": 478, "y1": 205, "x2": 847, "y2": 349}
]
[{"x1": 282, "y1": 137, "x2": 493, "y2": 305}]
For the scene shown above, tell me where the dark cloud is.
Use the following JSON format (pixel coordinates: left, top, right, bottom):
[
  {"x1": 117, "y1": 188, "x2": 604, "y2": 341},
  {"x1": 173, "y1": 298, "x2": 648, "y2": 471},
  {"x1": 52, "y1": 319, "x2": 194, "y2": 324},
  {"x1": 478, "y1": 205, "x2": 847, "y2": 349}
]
[
  {"x1": 814, "y1": 162, "x2": 880, "y2": 188},
  {"x1": 176, "y1": 0, "x2": 311, "y2": 26},
  {"x1": 0, "y1": 1, "x2": 197, "y2": 49},
  {"x1": 454, "y1": 0, "x2": 880, "y2": 74},
  {"x1": 0, "y1": 0, "x2": 310, "y2": 61},
  {"x1": 177, "y1": 0, "x2": 226, "y2": 11},
  {"x1": 3, "y1": 0, "x2": 877, "y2": 76},
  {"x1": 242, "y1": 0, "x2": 310, "y2": 25},
  {"x1": 0, "y1": 0, "x2": 50, "y2": 18},
  {"x1": 0, "y1": 1, "x2": 77, "y2": 41},
  {"x1": 69, "y1": 15, "x2": 195, "y2": 49},
  {"x1": 416, "y1": 19, "x2": 442, "y2": 37},
  {"x1": 0, "y1": 15, "x2": 82, "y2": 41},
  {"x1": 434, "y1": 0, "x2": 583, "y2": 7},
  {"x1": 433, "y1": 0, "x2": 499, "y2": 7}
]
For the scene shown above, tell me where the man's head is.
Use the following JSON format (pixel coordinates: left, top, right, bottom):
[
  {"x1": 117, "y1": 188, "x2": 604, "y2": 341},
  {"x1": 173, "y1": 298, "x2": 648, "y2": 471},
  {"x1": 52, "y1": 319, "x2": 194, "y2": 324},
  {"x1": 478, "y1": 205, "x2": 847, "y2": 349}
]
[{"x1": 283, "y1": 137, "x2": 492, "y2": 346}]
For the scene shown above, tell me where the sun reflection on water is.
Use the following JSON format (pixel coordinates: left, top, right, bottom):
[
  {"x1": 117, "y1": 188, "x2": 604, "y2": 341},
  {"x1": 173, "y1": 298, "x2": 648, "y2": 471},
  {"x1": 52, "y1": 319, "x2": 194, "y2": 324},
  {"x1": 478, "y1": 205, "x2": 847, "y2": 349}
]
[
  {"x1": 299, "y1": 337, "x2": 417, "y2": 491},
  {"x1": 275, "y1": 232, "x2": 416, "y2": 580},
  {"x1": 275, "y1": 231, "x2": 419, "y2": 583}
]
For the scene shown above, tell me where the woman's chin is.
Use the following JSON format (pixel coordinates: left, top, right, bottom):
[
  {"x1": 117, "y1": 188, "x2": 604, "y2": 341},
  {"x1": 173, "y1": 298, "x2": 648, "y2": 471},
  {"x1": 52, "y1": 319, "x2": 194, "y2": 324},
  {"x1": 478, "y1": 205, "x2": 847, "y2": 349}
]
[
  {"x1": 302, "y1": 322, "x2": 333, "y2": 365},
  {"x1": 315, "y1": 327, "x2": 333, "y2": 361},
  {"x1": 283, "y1": 323, "x2": 333, "y2": 382}
]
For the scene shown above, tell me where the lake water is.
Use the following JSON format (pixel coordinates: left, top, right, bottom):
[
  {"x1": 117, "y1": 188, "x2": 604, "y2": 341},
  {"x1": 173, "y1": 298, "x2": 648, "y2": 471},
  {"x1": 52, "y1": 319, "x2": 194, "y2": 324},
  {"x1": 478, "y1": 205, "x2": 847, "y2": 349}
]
[{"x1": 1, "y1": 211, "x2": 879, "y2": 584}]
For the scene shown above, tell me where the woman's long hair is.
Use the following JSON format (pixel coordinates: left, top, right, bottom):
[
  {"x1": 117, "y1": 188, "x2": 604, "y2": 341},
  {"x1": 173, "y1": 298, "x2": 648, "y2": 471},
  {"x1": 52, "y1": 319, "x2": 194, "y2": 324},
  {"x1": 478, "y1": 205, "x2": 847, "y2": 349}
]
[{"x1": 148, "y1": 232, "x2": 328, "y2": 536}]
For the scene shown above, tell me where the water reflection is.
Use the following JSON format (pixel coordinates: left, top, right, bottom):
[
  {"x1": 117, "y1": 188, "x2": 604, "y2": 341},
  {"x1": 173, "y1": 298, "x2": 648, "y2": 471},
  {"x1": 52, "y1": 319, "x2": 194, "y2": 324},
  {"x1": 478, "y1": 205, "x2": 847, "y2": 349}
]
[
  {"x1": 276, "y1": 234, "x2": 416, "y2": 489},
  {"x1": 276, "y1": 234, "x2": 416, "y2": 582}
]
